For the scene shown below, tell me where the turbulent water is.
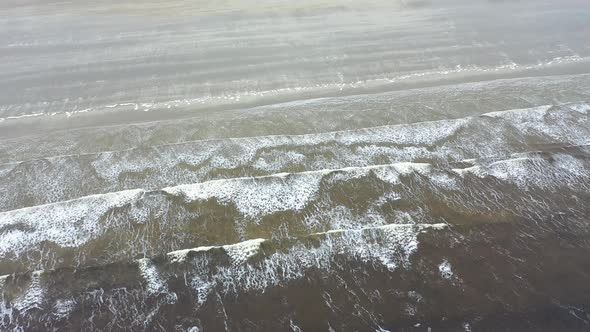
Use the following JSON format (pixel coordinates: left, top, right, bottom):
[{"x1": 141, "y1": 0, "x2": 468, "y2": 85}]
[{"x1": 2, "y1": 0, "x2": 590, "y2": 331}]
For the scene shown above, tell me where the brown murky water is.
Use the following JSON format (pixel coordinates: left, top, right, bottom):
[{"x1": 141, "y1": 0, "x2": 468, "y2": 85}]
[{"x1": 2, "y1": 0, "x2": 590, "y2": 331}]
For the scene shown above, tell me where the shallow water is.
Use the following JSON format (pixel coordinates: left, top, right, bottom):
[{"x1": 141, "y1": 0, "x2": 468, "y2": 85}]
[{"x1": 2, "y1": 0, "x2": 590, "y2": 331}]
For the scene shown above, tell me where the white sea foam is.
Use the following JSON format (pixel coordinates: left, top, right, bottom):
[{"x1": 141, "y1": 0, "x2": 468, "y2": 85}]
[
  {"x1": 453, "y1": 154, "x2": 590, "y2": 189},
  {"x1": 0, "y1": 190, "x2": 143, "y2": 258},
  {"x1": 438, "y1": 259, "x2": 454, "y2": 280},
  {"x1": 566, "y1": 103, "x2": 590, "y2": 114},
  {"x1": 69, "y1": 222, "x2": 440, "y2": 311},
  {"x1": 0, "y1": 162, "x2": 17, "y2": 178},
  {"x1": 167, "y1": 238, "x2": 266, "y2": 264},
  {"x1": 138, "y1": 258, "x2": 169, "y2": 295},
  {"x1": 211, "y1": 223, "x2": 443, "y2": 294},
  {"x1": 52, "y1": 298, "x2": 76, "y2": 320},
  {"x1": 88, "y1": 116, "x2": 468, "y2": 187},
  {"x1": 164, "y1": 173, "x2": 324, "y2": 219},
  {"x1": 0, "y1": 279, "x2": 14, "y2": 328},
  {"x1": 162, "y1": 163, "x2": 441, "y2": 219},
  {"x1": 156, "y1": 223, "x2": 447, "y2": 300},
  {"x1": 13, "y1": 271, "x2": 45, "y2": 312},
  {"x1": 483, "y1": 104, "x2": 552, "y2": 120}
]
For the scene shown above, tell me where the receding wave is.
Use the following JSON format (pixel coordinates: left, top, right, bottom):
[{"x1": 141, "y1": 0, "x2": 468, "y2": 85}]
[
  {"x1": 2, "y1": 55, "x2": 589, "y2": 124},
  {"x1": 2, "y1": 73, "x2": 590, "y2": 163},
  {"x1": 1, "y1": 102, "x2": 588, "y2": 211}
]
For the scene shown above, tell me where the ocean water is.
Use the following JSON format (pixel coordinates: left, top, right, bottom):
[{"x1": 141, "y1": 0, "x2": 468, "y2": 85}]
[{"x1": 2, "y1": 0, "x2": 590, "y2": 331}]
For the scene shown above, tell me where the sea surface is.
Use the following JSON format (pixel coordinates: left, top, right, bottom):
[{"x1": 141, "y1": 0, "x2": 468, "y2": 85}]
[{"x1": 2, "y1": 0, "x2": 590, "y2": 331}]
